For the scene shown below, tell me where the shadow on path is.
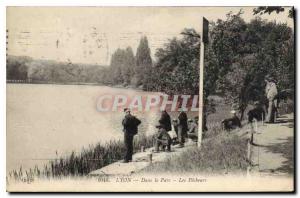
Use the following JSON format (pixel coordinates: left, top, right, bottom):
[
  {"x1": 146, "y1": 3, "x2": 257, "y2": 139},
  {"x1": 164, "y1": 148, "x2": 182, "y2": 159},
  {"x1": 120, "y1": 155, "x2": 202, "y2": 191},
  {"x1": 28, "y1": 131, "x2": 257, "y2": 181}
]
[{"x1": 263, "y1": 137, "x2": 294, "y2": 174}]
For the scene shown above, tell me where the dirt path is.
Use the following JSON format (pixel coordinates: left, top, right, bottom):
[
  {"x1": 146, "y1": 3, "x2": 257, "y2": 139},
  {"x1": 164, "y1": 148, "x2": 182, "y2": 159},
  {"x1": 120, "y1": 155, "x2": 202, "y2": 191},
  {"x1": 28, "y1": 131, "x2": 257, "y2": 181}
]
[
  {"x1": 89, "y1": 141, "x2": 197, "y2": 177},
  {"x1": 251, "y1": 113, "x2": 294, "y2": 177}
]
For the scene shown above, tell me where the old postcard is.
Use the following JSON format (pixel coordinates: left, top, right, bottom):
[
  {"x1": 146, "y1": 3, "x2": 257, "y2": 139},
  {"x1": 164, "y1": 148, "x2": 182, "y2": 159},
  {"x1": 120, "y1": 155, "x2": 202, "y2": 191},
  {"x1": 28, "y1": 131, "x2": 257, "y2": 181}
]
[{"x1": 6, "y1": 6, "x2": 294, "y2": 192}]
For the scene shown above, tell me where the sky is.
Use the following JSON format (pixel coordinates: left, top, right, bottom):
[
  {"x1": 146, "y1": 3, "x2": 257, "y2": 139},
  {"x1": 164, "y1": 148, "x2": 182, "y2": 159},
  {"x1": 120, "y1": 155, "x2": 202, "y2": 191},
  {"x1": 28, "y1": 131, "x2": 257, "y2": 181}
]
[{"x1": 7, "y1": 7, "x2": 293, "y2": 65}]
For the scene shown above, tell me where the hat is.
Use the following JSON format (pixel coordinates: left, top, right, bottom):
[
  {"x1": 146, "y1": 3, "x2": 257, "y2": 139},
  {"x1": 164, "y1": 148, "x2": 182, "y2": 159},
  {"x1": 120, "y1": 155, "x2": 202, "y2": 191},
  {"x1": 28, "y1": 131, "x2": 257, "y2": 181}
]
[
  {"x1": 123, "y1": 108, "x2": 130, "y2": 113},
  {"x1": 155, "y1": 124, "x2": 164, "y2": 129},
  {"x1": 230, "y1": 110, "x2": 236, "y2": 114},
  {"x1": 265, "y1": 75, "x2": 275, "y2": 82}
]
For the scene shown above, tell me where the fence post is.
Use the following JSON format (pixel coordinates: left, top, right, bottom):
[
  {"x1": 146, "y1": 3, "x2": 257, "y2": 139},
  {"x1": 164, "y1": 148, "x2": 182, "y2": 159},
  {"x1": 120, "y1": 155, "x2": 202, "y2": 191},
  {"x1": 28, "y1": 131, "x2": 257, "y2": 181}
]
[
  {"x1": 246, "y1": 136, "x2": 251, "y2": 177},
  {"x1": 247, "y1": 122, "x2": 255, "y2": 177},
  {"x1": 254, "y1": 119, "x2": 258, "y2": 133}
]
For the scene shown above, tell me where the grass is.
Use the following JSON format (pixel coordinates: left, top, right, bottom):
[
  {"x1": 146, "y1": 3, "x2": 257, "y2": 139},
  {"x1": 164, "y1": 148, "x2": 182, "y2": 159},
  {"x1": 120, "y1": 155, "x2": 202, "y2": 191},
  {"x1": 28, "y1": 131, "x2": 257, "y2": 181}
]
[
  {"x1": 142, "y1": 127, "x2": 248, "y2": 175},
  {"x1": 8, "y1": 133, "x2": 155, "y2": 181}
]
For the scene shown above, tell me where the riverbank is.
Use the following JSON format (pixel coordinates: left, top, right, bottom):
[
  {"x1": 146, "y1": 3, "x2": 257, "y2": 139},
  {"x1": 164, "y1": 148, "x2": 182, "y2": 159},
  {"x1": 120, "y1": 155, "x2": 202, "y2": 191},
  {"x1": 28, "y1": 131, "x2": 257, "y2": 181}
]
[
  {"x1": 8, "y1": 133, "x2": 156, "y2": 182},
  {"x1": 6, "y1": 80, "x2": 144, "y2": 91}
]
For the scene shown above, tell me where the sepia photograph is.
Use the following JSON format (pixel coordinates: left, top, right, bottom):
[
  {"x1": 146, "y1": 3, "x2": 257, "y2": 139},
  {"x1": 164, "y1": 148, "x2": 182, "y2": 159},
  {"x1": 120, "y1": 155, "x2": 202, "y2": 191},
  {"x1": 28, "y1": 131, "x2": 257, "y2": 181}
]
[{"x1": 6, "y1": 6, "x2": 295, "y2": 192}]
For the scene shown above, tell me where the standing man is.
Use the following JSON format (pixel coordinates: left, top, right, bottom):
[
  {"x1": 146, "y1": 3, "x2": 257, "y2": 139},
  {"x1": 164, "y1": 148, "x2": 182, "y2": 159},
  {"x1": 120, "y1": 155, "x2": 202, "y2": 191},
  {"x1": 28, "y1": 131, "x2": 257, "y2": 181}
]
[
  {"x1": 158, "y1": 110, "x2": 172, "y2": 132},
  {"x1": 265, "y1": 75, "x2": 278, "y2": 123},
  {"x1": 177, "y1": 111, "x2": 188, "y2": 147},
  {"x1": 122, "y1": 108, "x2": 141, "y2": 163}
]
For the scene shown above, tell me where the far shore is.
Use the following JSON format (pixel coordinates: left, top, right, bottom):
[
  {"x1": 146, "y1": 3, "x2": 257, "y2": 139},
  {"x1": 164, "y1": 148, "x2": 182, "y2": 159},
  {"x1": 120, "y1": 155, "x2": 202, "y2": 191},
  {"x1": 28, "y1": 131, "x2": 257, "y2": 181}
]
[{"x1": 6, "y1": 80, "x2": 144, "y2": 91}]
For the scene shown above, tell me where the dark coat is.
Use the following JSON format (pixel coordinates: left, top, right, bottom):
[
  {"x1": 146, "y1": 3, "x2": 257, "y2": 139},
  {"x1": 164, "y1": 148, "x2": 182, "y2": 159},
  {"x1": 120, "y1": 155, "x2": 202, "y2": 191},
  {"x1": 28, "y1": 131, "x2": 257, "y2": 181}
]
[
  {"x1": 247, "y1": 107, "x2": 266, "y2": 123},
  {"x1": 159, "y1": 111, "x2": 172, "y2": 131},
  {"x1": 122, "y1": 114, "x2": 141, "y2": 135},
  {"x1": 178, "y1": 112, "x2": 188, "y2": 133},
  {"x1": 222, "y1": 115, "x2": 241, "y2": 131}
]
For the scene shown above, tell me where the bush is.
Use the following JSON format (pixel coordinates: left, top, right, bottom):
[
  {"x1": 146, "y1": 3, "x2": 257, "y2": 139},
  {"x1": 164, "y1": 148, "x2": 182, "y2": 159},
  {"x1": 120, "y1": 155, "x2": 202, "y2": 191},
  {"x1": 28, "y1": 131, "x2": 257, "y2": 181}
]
[{"x1": 142, "y1": 132, "x2": 248, "y2": 175}]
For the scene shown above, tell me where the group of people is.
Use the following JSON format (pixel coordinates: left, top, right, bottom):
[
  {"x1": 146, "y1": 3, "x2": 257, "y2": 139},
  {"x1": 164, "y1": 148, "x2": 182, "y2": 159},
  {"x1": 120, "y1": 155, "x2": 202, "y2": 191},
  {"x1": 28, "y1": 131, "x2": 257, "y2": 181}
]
[
  {"x1": 121, "y1": 108, "x2": 199, "y2": 163},
  {"x1": 222, "y1": 75, "x2": 279, "y2": 131},
  {"x1": 121, "y1": 75, "x2": 281, "y2": 162},
  {"x1": 155, "y1": 110, "x2": 199, "y2": 152}
]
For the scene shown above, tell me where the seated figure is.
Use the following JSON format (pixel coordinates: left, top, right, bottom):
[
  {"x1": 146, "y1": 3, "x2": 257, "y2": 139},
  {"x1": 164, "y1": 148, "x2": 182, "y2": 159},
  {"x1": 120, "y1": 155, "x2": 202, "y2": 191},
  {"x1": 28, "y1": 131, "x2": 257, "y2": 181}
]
[
  {"x1": 187, "y1": 117, "x2": 198, "y2": 142},
  {"x1": 154, "y1": 124, "x2": 172, "y2": 152},
  {"x1": 221, "y1": 110, "x2": 242, "y2": 131}
]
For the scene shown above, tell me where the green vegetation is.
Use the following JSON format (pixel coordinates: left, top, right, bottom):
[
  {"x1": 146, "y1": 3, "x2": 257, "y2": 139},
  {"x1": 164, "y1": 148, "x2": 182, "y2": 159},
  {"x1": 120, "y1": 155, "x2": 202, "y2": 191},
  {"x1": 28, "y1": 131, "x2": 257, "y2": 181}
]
[
  {"x1": 7, "y1": 55, "x2": 109, "y2": 84},
  {"x1": 8, "y1": 134, "x2": 155, "y2": 181},
  {"x1": 206, "y1": 11, "x2": 294, "y2": 119},
  {"x1": 253, "y1": 6, "x2": 294, "y2": 18},
  {"x1": 142, "y1": 127, "x2": 248, "y2": 174}
]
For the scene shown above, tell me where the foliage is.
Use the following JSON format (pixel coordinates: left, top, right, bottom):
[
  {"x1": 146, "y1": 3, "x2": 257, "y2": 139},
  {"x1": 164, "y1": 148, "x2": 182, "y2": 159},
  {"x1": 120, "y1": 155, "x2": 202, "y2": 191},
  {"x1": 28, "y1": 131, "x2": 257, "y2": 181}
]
[
  {"x1": 253, "y1": 6, "x2": 294, "y2": 18},
  {"x1": 6, "y1": 56, "x2": 32, "y2": 80},
  {"x1": 109, "y1": 47, "x2": 136, "y2": 86},
  {"x1": 135, "y1": 36, "x2": 153, "y2": 88},
  {"x1": 7, "y1": 55, "x2": 109, "y2": 84},
  {"x1": 206, "y1": 12, "x2": 294, "y2": 119},
  {"x1": 150, "y1": 29, "x2": 200, "y2": 95}
]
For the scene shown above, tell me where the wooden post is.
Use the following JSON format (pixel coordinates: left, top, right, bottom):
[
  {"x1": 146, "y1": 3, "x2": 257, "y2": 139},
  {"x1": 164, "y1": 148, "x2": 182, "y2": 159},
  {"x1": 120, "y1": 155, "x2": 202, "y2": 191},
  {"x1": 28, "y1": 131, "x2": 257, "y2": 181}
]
[
  {"x1": 198, "y1": 41, "x2": 204, "y2": 148},
  {"x1": 247, "y1": 125, "x2": 253, "y2": 177},
  {"x1": 246, "y1": 137, "x2": 251, "y2": 177},
  {"x1": 254, "y1": 119, "x2": 258, "y2": 132},
  {"x1": 198, "y1": 17, "x2": 209, "y2": 148}
]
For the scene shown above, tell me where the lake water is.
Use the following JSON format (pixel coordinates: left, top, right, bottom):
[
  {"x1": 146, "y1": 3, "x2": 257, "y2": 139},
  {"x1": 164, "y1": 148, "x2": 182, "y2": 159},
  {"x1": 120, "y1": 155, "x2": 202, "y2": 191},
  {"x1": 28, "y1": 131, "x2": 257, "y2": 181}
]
[{"x1": 7, "y1": 84, "x2": 166, "y2": 172}]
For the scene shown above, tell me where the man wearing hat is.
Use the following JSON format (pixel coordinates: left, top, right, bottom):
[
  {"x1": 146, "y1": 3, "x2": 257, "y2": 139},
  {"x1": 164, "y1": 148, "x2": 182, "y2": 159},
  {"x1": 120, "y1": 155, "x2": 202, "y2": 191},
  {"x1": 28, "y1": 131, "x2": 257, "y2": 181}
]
[
  {"x1": 158, "y1": 110, "x2": 172, "y2": 132},
  {"x1": 265, "y1": 75, "x2": 278, "y2": 123},
  {"x1": 122, "y1": 108, "x2": 141, "y2": 163},
  {"x1": 154, "y1": 124, "x2": 172, "y2": 152},
  {"x1": 177, "y1": 111, "x2": 188, "y2": 147}
]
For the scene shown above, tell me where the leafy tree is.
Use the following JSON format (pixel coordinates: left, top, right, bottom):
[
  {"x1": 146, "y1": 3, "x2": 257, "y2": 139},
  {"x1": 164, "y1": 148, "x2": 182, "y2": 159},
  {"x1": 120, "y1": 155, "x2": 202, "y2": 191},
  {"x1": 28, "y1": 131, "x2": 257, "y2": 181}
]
[
  {"x1": 208, "y1": 12, "x2": 294, "y2": 119},
  {"x1": 253, "y1": 6, "x2": 294, "y2": 18},
  {"x1": 135, "y1": 36, "x2": 152, "y2": 88},
  {"x1": 152, "y1": 29, "x2": 199, "y2": 95},
  {"x1": 122, "y1": 47, "x2": 135, "y2": 86},
  {"x1": 110, "y1": 49, "x2": 125, "y2": 85}
]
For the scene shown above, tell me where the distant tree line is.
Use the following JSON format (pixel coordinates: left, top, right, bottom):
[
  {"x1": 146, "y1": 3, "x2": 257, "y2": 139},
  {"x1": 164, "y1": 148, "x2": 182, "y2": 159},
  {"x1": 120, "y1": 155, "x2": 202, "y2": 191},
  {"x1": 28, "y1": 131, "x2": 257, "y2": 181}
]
[
  {"x1": 103, "y1": 36, "x2": 153, "y2": 89},
  {"x1": 7, "y1": 55, "x2": 109, "y2": 84}
]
